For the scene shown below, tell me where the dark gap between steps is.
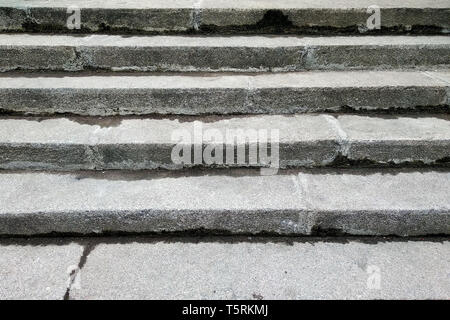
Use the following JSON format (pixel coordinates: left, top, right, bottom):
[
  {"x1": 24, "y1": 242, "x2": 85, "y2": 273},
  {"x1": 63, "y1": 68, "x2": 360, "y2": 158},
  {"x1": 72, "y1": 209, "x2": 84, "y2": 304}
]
[{"x1": 0, "y1": 232, "x2": 449, "y2": 245}]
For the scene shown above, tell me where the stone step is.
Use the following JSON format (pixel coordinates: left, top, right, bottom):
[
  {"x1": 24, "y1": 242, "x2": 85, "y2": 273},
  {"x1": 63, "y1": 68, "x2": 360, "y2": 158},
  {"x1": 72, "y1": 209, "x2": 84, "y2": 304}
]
[
  {"x1": 0, "y1": 169, "x2": 449, "y2": 236},
  {"x1": 0, "y1": 114, "x2": 449, "y2": 171},
  {"x1": 1, "y1": 35, "x2": 449, "y2": 72},
  {"x1": 1, "y1": 0, "x2": 449, "y2": 34},
  {"x1": 0, "y1": 71, "x2": 449, "y2": 116}
]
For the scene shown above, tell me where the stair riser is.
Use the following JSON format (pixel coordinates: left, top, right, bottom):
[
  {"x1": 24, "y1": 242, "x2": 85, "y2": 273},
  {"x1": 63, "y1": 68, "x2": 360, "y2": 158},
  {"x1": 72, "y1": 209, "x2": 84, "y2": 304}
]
[
  {"x1": 0, "y1": 87, "x2": 446, "y2": 115},
  {"x1": 2, "y1": 45, "x2": 449, "y2": 72},
  {"x1": 0, "y1": 142, "x2": 448, "y2": 171},
  {"x1": 2, "y1": 209, "x2": 449, "y2": 236},
  {"x1": 2, "y1": 7, "x2": 448, "y2": 35}
]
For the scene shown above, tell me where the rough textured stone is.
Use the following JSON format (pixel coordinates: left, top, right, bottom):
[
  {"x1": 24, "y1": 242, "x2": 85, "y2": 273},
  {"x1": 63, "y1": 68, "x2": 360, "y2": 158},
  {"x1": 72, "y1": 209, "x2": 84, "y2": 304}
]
[
  {"x1": 337, "y1": 115, "x2": 450, "y2": 164},
  {"x1": 300, "y1": 170, "x2": 450, "y2": 236},
  {"x1": 67, "y1": 239, "x2": 450, "y2": 300},
  {"x1": 0, "y1": 170, "x2": 448, "y2": 236},
  {"x1": 0, "y1": 115, "x2": 338, "y2": 170},
  {"x1": 0, "y1": 71, "x2": 447, "y2": 116},
  {"x1": 0, "y1": 115, "x2": 449, "y2": 170},
  {"x1": 1, "y1": 1, "x2": 448, "y2": 34},
  {"x1": 0, "y1": 171, "x2": 305, "y2": 235},
  {"x1": 0, "y1": 239, "x2": 83, "y2": 300},
  {"x1": 0, "y1": 1, "x2": 448, "y2": 302},
  {"x1": 1, "y1": 237, "x2": 448, "y2": 300},
  {"x1": 0, "y1": 0, "x2": 196, "y2": 33},
  {"x1": 0, "y1": 35, "x2": 449, "y2": 72}
]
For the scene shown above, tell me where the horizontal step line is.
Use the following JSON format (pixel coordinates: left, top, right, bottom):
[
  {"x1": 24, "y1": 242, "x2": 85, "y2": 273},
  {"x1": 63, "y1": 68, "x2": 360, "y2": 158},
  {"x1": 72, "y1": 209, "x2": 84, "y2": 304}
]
[
  {"x1": 1, "y1": 114, "x2": 449, "y2": 143},
  {"x1": 0, "y1": 71, "x2": 448, "y2": 88},
  {"x1": 4, "y1": 0, "x2": 450, "y2": 9},
  {"x1": 2, "y1": 35, "x2": 450, "y2": 46}
]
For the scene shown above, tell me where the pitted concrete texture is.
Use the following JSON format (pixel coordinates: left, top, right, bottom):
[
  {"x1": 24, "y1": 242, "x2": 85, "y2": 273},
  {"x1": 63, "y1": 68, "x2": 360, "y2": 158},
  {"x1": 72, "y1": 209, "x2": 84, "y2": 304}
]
[
  {"x1": 65, "y1": 239, "x2": 450, "y2": 300},
  {"x1": 0, "y1": 169, "x2": 449, "y2": 236},
  {"x1": 0, "y1": 240, "x2": 83, "y2": 300},
  {"x1": 1, "y1": 237, "x2": 448, "y2": 300},
  {"x1": 1, "y1": 35, "x2": 449, "y2": 72},
  {"x1": 0, "y1": 71, "x2": 447, "y2": 115}
]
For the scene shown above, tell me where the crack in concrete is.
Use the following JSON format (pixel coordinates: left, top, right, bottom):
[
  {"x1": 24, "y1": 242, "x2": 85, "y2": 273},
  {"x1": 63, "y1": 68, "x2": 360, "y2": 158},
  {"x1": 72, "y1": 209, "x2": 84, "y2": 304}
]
[
  {"x1": 294, "y1": 173, "x2": 317, "y2": 234},
  {"x1": 422, "y1": 72, "x2": 450, "y2": 106},
  {"x1": 300, "y1": 46, "x2": 317, "y2": 69},
  {"x1": 63, "y1": 242, "x2": 96, "y2": 300},
  {"x1": 322, "y1": 114, "x2": 351, "y2": 158},
  {"x1": 243, "y1": 76, "x2": 254, "y2": 112},
  {"x1": 192, "y1": 0, "x2": 203, "y2": 31},
  {"x1": 422, "y1": 71, "x2": 450, "y2": 85}
]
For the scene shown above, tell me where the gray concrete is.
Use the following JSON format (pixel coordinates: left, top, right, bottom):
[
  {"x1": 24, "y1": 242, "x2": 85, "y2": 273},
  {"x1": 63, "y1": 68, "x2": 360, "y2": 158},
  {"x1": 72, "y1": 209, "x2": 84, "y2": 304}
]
[
  {"x1": 66, "y1": 239, "x2": 450, "y2": 300},
  {"x1": 301, "y1": 170, "x2": 450, "y2": 236},
  {"x1": 0, "y1": 115, "x2": 339, "y2": 170},
  {"x1": 337, "y1": 115, "x2": 450, "y2": 164},
  {"x1": 0, "y1": 71, "x2": 448, "y2": 115},
  {"x1": 1, "y1": 1, "x2": 448, "y2": 34},
  {"x1": 1, "y1": 237, "x2": 448, "y2": 300},
  {"x1": 0, "y1": 240, "x2": 83, "y2": 300},
  {"x1": 199, "y1": 1, "x2": 450, "y2": 34},
  {"x1": 0, "y1": 0, "x2": 196, "y2": 33},
  {"x1": 0, "y1": 114, "x2": 449, "y2": 170},
  {"x1": 0, "y1": 170, "x2": 449, "y2": 236},
  {"x1": 1, "y1": 35, "x2": 449, "y2": 72}
]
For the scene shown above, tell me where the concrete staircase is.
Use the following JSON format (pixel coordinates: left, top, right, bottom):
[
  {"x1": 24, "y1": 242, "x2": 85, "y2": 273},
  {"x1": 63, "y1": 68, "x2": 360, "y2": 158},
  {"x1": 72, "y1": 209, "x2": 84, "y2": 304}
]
[{"x1": 0, "y1": 0, "x2": 449, "y2": 237}]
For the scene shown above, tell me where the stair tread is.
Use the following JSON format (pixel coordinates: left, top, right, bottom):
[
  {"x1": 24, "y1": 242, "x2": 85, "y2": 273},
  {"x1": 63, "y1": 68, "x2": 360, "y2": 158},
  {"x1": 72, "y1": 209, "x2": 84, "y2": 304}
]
[
  {"x1": 0, "y1": 114, "x2": 338, "y2": 144},
  {"x1": 4, "y1": 0, "x2": 449, "y2": 9},
  {"x1": 2, "y1": 34, "x2": 450, "y2": 46},
  {"x1": 1, "y1": 70, "x2": 448, "y2": 87},
  {"x1": 2, "y1": 114, "x2": 450, "y2": 143}
]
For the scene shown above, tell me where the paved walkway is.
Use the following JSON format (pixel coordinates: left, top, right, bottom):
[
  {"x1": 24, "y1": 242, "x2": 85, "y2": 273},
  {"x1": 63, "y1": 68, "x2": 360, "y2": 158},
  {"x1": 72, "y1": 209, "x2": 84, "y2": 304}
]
[{"x1": 0, "y1": 236, "x2": 448, "y2": 300}]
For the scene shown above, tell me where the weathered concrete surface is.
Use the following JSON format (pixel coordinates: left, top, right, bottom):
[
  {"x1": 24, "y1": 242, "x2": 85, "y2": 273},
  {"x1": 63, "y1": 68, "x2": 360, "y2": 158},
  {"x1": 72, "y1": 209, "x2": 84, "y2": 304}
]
[
  {"x1": 337, "y1": 115, "x2": 450, "y2": 165},
  {"x1": 1, "y1": 1, "x2": 448, "y2": 34},
  {"x1": 0, "y1": 170, "x2": 449, "y2": 236},
  {"x1": 0, "y1": 115, "x2": 449, "y2": 170},
  {"x1": 0, "y1": 71, "x2": 448, "y2": 115},
  {"x1": 66, "y1": 239, "x2": 450, "y2": 300},
  {"x1": 1, "y1": 237, "x2": 448, "y2": 300},
  {"x1": 0, "y1": 0, "x2": 196, "y2": 33},
  {"x1": 301, "y1": 170, "x2": 450, "y2": 236},
  {"x1": 1, "y1": 35, "x2": 449, "y2": 72},
  {"x1": 0, "y1": 240, "x2": 83, "y2": 300},
  {"x1": 0, "y1": 115, "x2": 339, "y2": 170}
]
